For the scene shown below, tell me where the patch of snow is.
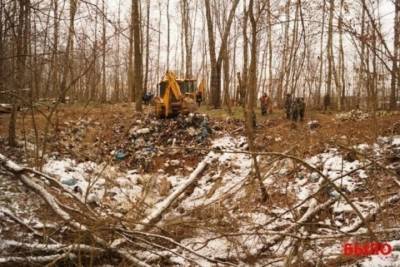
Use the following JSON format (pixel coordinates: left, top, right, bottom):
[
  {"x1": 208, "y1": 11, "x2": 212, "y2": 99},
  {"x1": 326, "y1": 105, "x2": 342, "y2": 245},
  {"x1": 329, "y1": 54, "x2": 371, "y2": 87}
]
[{"x1": 357, "y1": 240, "x2": 400, "y2": 267}]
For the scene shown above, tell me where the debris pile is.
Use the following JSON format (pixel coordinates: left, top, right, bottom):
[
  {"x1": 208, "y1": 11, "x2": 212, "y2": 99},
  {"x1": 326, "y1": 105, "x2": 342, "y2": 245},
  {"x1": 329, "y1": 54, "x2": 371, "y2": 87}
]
[
  {"x1": 54, "y1": 113, "x2": 214, "y2": 172},
  {"x1": 336, "y1": 109, "x2": 400, "y2": 121},
  {"x1": 335, "y1": 109, "x2": 369, "y2": 121},
  {"x1": 308, "y1": 120, "x2": 320, "y2": 130}
]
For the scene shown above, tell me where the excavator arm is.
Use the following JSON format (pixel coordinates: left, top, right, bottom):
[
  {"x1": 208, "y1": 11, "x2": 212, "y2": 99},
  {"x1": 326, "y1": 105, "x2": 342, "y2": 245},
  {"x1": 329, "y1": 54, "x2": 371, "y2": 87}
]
[
  {"x1": 161, "y1": 72, "x2": 184, "y2": 117},
  {"x1": 154, "y1": 71, "x2": 198, "y2": 118},
  {"x1": 165, "y1": 72, "x2": 183, "y2": 100}
]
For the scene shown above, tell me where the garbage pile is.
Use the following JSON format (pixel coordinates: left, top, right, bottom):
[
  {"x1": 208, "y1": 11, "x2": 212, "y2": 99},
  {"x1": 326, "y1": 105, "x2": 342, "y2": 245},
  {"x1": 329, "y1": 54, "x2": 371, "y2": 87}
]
[
  {"x1": 335, "y1": 109, "x2": 369, "y2": 121},
  {"x1": 336, "y1": 110, "x2": 400, "y2": 121},
  {"x1": 54, "y1": 113, "x2": 214, "y2": 173},
  {"x1": 118, "y1": 113, "x2": 213, "y2": 172},
  {"x1": 378, "y1": 135, "x2": 400, "y2": 175}
]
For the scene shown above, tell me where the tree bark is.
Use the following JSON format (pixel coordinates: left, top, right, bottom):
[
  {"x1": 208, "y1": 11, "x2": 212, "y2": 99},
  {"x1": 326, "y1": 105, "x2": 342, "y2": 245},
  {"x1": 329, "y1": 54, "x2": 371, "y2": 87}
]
[
  {"x1": 133, "y1": 0, "x2": 143, "y2": 111},
  {"x1": 59, "y1": 0, "x2": 78, "y2": 103},
  {"x1": 204, "y1": 0, "x2": 239, "y2": 109},
  {"x1": 390, "y1": 0, "x2": 399, "y2": 109},
  {"x1": 128, "y1": 0, "x2": 135, "y2": 102},
  {"x1": 144, "y1": 0, "x2": 150, "y2": 92},
  {"x1": 101, "y1": 0, "x2": 106, "y2": 102}
]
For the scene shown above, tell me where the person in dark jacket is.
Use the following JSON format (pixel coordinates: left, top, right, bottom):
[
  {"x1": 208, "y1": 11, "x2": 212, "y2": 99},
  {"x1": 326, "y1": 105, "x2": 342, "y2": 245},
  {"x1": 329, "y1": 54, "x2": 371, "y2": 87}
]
[
  {"x1": 196, "y1": 91, "x2": 203, "y2": 107},
  {"x1": 284, "y1": 93, "x2": 293, "y2": 119},
  {"x1": 142, "y1": 92, "x2": 154, "y2": 105},
  {"x1": 260, "y1": 93, "x2": 267, "y2": 116}
]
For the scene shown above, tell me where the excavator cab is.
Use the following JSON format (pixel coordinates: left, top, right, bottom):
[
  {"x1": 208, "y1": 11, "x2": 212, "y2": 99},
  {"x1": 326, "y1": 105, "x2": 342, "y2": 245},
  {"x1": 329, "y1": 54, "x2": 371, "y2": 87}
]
[
  {"x1": 177, "y1": 79, "x2": 197, "y2": 95},
  {"x1": 154, "y1": 72, "x2": 198, "y2": 118}
]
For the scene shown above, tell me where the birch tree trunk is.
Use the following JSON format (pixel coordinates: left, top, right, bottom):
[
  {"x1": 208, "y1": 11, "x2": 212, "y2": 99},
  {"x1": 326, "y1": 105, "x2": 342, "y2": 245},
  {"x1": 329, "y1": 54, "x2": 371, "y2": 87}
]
[{"x1": 316, "y1": 0, "x2": 326, "y2": 108}]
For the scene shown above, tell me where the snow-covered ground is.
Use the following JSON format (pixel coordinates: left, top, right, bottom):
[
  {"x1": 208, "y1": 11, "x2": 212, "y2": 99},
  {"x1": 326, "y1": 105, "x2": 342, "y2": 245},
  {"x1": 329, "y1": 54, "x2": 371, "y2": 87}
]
[{"x1": 2, "y1": 135, "x2": 400, "y2": 266}]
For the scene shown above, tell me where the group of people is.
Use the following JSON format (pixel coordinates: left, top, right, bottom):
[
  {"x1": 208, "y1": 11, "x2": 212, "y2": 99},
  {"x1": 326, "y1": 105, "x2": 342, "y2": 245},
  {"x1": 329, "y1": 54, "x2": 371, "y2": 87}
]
[
  {"x1": 258, "y1": 93, "x2": 306, "y2": 122},
  {"x1": 284, "y1": 93, "x2": 305, "y2": 122}
]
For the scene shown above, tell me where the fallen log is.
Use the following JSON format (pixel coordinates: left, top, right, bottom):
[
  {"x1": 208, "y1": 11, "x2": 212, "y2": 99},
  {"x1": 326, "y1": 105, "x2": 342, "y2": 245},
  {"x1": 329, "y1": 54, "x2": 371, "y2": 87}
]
[
  {"x1": 262, "y1": 197, "x2": 339, "y2": 251},
  {"x1": 0, "y1": 153, "x2": 151, "y2": 267},
  {"x1": 139, "y1": 154, "x2": 213, "y2": 229},
  {"x1": 0, "y1": 103, "x2": 12, "y2": 113},
  {"x1": 0, "y1": 253, "x2": 76, "y2": 265},
  {"x1": 1, "y1": 240, "x2": 104, "y2": 254}
]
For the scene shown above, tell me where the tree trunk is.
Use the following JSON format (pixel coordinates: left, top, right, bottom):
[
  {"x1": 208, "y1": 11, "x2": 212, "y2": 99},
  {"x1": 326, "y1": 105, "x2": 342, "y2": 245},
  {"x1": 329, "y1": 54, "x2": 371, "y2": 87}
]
[
  {"x1": 247, "y1": 0, "x2": 268, "y2": 203},
  {"x1": 390, "y1": 0, "x2": 399, "y2": 109},
  {"x1": 144, "y1": 0, "x2": 150, "y2": 92},
  {"x1": 316, "y1": 0, "x2": 326, "y2": 108},
  {"x1": 166, "y1": 0, "x2": 170, "y2": 70},
  {"x1": 59, "y1": 0, "x2": 78, "y2": 103},
  {"x1": 339, "y1": 0, "x2": 346, "y2": 110},
  {"x1": 326, "y1": 0, "x2": 334, "y2": 108},
  {"x1": 277, "y1": 0, "x2": 291, "y2": 107},
  {"x1": 204, "y1": 0, "x2": 239, "y2": 109},
  {"x1": 242, "y1": 0, "x2": 249, "y2": 107},
  {"x1": 101, "y1": 0, "x2": 106, "y2": 102},
  {"x1": 222, "y1": 47, "x2": 232, "y2": 113},
  {"x1": 182, "y1": 0, "x2": 193, "y2": 78},
  {"x1": 266, "y1": 0, "x2": 273, "y2": 98},
  {"x1": 133, "y1": 0, "x2": 143, "y2": 111},
  {"x1": 128, "y1": 0, "x2": 135, "y2": 102},
  {"x1": 9, "y1": 0, "x2": 29, "y2": 147}
]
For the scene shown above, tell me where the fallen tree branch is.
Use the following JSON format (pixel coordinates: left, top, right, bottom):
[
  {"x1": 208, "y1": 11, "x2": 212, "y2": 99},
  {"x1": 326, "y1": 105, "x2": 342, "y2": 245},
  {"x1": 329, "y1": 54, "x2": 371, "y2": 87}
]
[
  {"x1": 0, "y1": 206, "x2": 58, "y2": 244},
  {"x1": 117, "y1": 228, "x2": 237, "y2": 266},
  {"x1": 1, "y1": 240, "x2": 104, "y2": 254},
  {"x1": 262, "y1": 197, "x2": 339, "y2": 251},
  {"x1": 0, "y1": 253, "x2": 76, "y2": 265},
  {"x1": 27, "y1": 166, "x2": 97, "y2": 217},
  {"x1": 139, "y1": 154, "x2": 213, "y2": 229},
  {"x1": 342, "y1": 193, "x2": 400, "y2": 233},
  {"x1": 0, "y1": 153, "x2": 151, "y2": 267}
]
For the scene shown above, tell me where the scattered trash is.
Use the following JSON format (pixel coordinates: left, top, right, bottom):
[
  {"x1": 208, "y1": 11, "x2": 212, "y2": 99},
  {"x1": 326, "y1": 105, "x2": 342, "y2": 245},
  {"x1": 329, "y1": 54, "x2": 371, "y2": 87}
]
[
  {"x1": 169, "y1": 159, "x2": 180, "y2": 166},
  {"x1": 336, "y1": 110, "x2": 400, "y2": 121},
  {"x1": 61, "y1": 177, "x2": 78, "y2": 186},
  {"x1": 135, "y1": 128, "x2": 151, "y2": 135},
  {"x1": 335, "y1": 110, "x2": 369, "y2": 121},
  {"x1": 308, "y1": 120, "x2": 320, "y2": 130},
  {"x1": 115, "y1": 150, "x2": 126, "y2": 160}
]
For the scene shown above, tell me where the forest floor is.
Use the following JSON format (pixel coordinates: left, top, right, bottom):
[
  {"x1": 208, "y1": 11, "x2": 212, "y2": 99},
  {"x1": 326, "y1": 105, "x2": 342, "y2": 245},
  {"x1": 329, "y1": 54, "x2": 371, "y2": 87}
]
[{"x1": 1, "y1": 103, "x2": 400, "y2": 266}]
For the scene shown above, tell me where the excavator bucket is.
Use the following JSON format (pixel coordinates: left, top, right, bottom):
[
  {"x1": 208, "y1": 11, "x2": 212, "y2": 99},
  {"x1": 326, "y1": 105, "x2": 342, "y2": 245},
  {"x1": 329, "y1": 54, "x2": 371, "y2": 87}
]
[{"x1": 181, "y1": 96, "x2": 197, "y2": 114}]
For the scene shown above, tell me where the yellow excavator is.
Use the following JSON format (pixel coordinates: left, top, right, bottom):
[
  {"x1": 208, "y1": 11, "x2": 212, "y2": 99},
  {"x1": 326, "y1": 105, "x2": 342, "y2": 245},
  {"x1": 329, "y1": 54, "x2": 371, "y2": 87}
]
[{"x1": 154, "y1": 71, "x2": 203, "y2": 118}]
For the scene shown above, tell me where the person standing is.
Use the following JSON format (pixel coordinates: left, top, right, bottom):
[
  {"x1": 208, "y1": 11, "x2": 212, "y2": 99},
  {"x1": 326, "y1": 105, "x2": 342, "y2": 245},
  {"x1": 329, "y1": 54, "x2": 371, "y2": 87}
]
[
  {"x1": 284, "y1": 93, "x2": 293, "y2": 119},
  {"x1": 196, "y1": 91, "x2": 203, "y2": 107},
  {"x1": 260, "y1": 93, "x2": 267, "y2": 116}
]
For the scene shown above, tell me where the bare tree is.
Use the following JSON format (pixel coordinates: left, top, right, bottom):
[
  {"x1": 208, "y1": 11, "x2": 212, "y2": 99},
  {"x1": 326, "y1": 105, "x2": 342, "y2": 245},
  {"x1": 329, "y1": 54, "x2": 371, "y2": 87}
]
[
  {"x1": 144, "y1": 0, "x2": 150, "y2": 92},
  {"x1": 100, "y1": 0, "x2": 107, "y2": 102},
  {"x1": 133, "y1": 0, "x2": 143, "y2": 111},
  {"x1": 204, "y1": 0, "x2": 240, "y2": 109},
  {"x1": 390, "y1": 0, "x2": 399, "y2": 109},
  {"x1": 128, "y1": 0, "x2": 135, "y2": 102},
  {"x1": 8, "y1": 0, "x2": 30, "y2": 146},
  {"x1": 59, "y1": 0, "x2": 78, "y2": 103}
]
